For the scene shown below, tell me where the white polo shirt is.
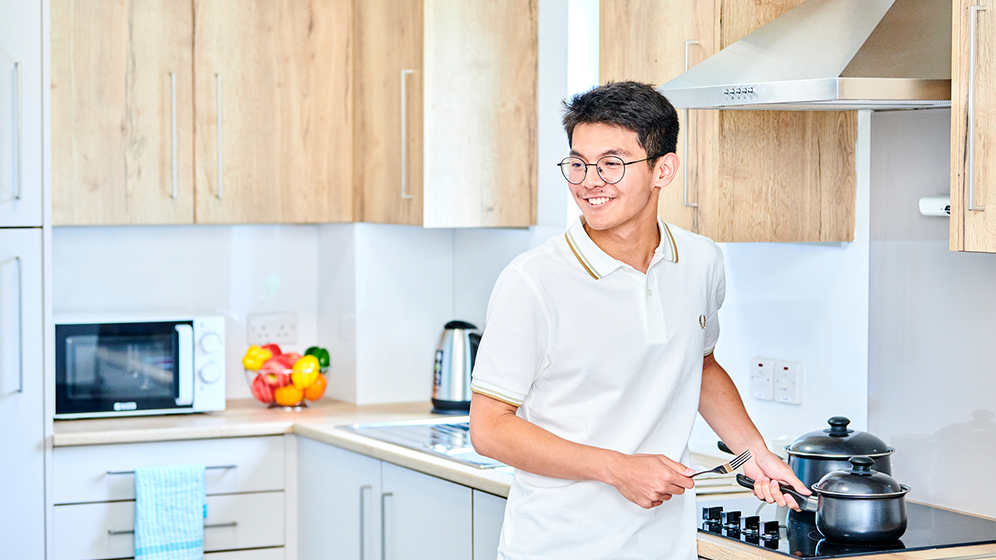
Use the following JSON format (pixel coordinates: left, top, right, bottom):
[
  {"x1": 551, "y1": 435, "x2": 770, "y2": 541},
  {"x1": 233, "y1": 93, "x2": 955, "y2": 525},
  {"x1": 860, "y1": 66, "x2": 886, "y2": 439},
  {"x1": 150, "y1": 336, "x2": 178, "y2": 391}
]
[{"x1": 471, "y1": 217, "x2": 726, "y2": 560}]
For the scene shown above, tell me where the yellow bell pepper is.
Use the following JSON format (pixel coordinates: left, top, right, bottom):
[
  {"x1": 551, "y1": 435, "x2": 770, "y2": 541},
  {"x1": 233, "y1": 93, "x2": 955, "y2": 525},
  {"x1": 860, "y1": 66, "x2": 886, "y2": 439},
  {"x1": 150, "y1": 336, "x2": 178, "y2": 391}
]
[
  {"x1": 242, "y1": 345, "x2": 274, "y2": 370},
  {"x1": 291, "y1": 355, "x2": 321, "y2": 389}
]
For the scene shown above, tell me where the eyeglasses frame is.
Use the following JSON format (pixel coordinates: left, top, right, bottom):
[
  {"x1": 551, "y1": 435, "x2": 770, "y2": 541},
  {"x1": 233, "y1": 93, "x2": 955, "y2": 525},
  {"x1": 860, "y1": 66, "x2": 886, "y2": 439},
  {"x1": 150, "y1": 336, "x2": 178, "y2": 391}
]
[{"x1": 556, "y1": 155, "x2": 656, "y2": 185}]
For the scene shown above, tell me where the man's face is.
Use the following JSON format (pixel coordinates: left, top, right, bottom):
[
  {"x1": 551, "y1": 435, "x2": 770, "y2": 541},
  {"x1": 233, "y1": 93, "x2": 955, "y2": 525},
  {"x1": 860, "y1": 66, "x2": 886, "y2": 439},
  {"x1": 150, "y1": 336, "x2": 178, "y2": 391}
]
[{"x1": 567, "y1": 123, "x2": 673, "y2": 235}]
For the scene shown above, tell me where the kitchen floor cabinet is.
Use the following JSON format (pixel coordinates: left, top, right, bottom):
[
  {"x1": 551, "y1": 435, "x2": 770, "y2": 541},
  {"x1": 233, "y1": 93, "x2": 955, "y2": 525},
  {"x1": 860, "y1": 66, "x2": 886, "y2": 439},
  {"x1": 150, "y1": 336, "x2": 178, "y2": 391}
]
[
  {"x1": 298, "y1": 437, "x2": 506, "y2": 560},
  {"x1": 354, "y1": 0, "x2": 538, "y2": 228},
  {"x1": 0, "y1": 0, "x2": 43, "y2": 227},
  {"x1": 51, "y1": 436, "x2": 288, "y2": 560},
  {"x1": 0, "y1": 228, "x2": 45, "y2": 559},
  {"x1": 51, "y1": 0, "x2": 354, "y2": 226},
  {"x1": 600, "y1": 0, "x2": 858, "y2": 243},
  {"x1": 951, "y1": 0, "x2": 996, "y2": 252}
]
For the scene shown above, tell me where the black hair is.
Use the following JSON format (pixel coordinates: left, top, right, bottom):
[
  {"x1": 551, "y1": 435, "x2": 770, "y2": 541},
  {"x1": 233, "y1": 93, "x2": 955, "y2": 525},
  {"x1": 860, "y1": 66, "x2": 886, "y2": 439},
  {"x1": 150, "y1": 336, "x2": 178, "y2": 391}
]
[{"x1": 561, "y1": 81, "x2": 679, "y2": 166}]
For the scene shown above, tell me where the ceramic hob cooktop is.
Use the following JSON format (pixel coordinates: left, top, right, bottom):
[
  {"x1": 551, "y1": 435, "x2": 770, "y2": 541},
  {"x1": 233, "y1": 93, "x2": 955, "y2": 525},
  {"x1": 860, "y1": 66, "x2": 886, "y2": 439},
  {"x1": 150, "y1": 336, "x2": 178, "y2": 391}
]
[{"x1": 698, "y1": 495, "x2": 996, "y2": 558}]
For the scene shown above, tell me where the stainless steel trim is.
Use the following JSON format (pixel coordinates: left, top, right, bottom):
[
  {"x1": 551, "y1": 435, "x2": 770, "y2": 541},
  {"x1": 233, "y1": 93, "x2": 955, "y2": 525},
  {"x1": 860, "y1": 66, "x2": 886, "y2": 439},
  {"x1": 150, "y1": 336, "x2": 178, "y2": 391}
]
[
  {"x1": 968, "y1": 5, "x2": 987, "y2": 211},
  {"x1": 359, "y1": 484, "x2": 372, "y2": 560},
  {"x1": 14, "y1": 62, "x2": 22, "y2": 200},
  {"x1": 108, "y1": 521, "x2": 237, "y2": 535},
  {"x1": 380, "y1": 491, "x2": 393, "y2": 560},
  {"x1": 170, "y1": 72, "x2": 178, "y2": 199},
  {"x1": 16, "y1": 256, "x2": 22, "y2": 393},
  {"x1": 106, "y1": 465, "x2": 237, "y2": 475},
  {"x1": 216, "y1": 73, "x2": 223, "y2": 199},
  {"x1": 682, "y1": 41, "x2": 699, "y2": 208},
  {"x1": 400, "y1": 69, "x2": 414, "y2": 200}
]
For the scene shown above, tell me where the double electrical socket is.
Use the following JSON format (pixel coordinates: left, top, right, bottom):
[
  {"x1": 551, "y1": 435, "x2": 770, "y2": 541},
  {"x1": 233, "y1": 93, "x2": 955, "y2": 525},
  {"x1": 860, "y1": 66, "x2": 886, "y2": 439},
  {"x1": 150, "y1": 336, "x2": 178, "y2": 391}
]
[
  {"x1": 247, "y1": 312, "x2": 298, "y2": 345},
  {"x1": 750, "y1": 357, "x2": 803, "y2": 404}
]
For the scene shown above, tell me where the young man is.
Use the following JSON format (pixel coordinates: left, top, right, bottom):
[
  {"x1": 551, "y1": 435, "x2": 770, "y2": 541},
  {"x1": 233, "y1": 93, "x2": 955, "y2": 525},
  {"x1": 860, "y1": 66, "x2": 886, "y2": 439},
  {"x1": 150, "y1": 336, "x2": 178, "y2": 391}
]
[{"x1": 469, "y1": 82, "x2": 809, "y2": 559}]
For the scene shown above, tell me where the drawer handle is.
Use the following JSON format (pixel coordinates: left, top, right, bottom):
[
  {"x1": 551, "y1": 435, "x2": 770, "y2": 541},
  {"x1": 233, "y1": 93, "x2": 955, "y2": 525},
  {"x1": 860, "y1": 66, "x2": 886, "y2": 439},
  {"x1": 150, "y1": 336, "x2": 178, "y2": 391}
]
[
  {"x1": 400, "y1": 69, "x2": 414, "y2": 200},
  {"x1": 968, "y1": 5, "x2": 987, "y2": 212},
  {"x1": 108, "y1": 521, "x2": 237, "y2": 536},
  {"x1": 14, "y1": 62, "x2": 22, "y2": 201},
  {"x1": 682, "y1": 40, "x2": 699, "y2": 209},
  {"x1": 106, "y1": 465, "x2": 237, "y2": 475}
]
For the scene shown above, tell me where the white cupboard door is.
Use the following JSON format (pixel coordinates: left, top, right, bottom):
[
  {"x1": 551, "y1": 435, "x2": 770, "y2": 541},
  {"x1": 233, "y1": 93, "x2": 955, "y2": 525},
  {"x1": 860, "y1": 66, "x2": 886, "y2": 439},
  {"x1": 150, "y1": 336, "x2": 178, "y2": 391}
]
[
  {"x1": 0, "y1": 0, "x2": 43, "y2": 226},
  {"x1": 472, "y1": 491, "x2": 505, "y2": 560},
  {"x1": 298, "y1": 438, "x2": 382, "y2": 560},
  {"x1": 0, "y1": 228, "x2": 44, "y2": 558},
  {"x1": 381, "y1": 462, "x2": 472, "y2": 560}
]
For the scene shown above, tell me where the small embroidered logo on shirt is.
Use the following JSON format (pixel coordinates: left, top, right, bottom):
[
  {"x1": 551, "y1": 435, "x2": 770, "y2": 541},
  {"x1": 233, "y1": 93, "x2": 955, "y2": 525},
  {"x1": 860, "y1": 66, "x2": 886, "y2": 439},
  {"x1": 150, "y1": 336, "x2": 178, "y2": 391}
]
[{"x1": 699, "y1": 315, "x2": 707, "y2": 329}]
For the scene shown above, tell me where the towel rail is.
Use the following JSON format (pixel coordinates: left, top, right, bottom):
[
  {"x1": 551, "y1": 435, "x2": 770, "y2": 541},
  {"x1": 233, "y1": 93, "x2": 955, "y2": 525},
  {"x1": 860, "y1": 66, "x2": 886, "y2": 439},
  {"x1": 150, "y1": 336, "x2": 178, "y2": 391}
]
[
  {"x1": 108, "y1": 521, "x2": 237, "y2": 535},
  {"x1": 106, "y1": 465, "x2": 237, "y2": 475}
]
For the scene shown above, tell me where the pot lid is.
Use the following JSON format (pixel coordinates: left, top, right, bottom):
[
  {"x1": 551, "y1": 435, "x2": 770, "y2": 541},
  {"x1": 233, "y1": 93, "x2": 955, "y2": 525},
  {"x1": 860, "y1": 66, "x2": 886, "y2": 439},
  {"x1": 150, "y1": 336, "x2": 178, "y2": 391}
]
[
  {"x1": 786, "y1": 416, "x2": 894, "y2": 458},
  {"x1": 813, "y1": 456, "x2": 909, "y2": 498}
]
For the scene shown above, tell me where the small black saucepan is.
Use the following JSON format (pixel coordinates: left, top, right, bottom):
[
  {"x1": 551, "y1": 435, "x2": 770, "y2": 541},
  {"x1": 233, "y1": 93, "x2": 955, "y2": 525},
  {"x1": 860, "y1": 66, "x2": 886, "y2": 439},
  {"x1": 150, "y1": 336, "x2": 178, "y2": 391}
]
[{"x1": 737, "y1": 456, "x2": 911, "y2": 544}]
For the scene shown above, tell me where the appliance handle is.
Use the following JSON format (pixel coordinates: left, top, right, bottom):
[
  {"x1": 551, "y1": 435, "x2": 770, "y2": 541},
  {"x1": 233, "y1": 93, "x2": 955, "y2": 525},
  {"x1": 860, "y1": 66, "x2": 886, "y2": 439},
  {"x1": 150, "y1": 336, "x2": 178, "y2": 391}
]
[
  {"x1": 14, "y1": 62, "x2": 22, "y2": 200},
  {"x1": 175, "y1": 324, "x2": 194, "y2": 406},
  {"x1": 216, "y1": 73, "x2": 223, "y2": 199},
  {"x1": 106, "y1": 464, "x2": 236, "y2": 475},
  {"x1": 108, "y1": 521, "x2": 237, "y2": 535},
  {"x1": 170, "y1": 72, "x2": 178, "y2": 199},
  {"x1": 400, "y1": 69, "x2": 414, "y2": 200},
  {"x1": 682, "y1": 41, "x2": 699, "y2": 209},
  {"x1": 359, "y1": 484, "x2": 371, "y2": 560},
  {"x1": 381, "y1": 491, "x2": 393, "y2": 560},
  {"x1": 968, "y1": 5, "x2": 987, "y2": 211}
]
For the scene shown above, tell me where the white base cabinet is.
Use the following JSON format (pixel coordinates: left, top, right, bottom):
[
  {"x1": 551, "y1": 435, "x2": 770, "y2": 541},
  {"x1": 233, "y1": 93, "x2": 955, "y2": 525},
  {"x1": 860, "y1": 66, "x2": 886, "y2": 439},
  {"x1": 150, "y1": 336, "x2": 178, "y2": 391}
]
[{"x1": 298, "y1": 437, "x2": 507, "y2": 560}]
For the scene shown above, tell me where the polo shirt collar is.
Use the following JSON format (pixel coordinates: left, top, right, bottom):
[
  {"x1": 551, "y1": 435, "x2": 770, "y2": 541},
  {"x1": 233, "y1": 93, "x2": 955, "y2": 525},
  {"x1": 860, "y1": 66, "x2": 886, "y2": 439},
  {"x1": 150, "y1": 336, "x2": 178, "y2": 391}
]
[{"x1": 564, "y1": 217, "x2": 678, "y2": 280}]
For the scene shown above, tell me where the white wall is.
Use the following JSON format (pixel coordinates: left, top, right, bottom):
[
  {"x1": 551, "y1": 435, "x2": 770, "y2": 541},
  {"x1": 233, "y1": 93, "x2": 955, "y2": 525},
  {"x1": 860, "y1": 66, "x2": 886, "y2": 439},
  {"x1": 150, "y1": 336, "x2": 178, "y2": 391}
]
[
  {"x1": 52, "y1": 225, "x2": 320, "y2": 401},
  {"x1": 867, "y1": 108, "x2": 996, "y2": 518}
]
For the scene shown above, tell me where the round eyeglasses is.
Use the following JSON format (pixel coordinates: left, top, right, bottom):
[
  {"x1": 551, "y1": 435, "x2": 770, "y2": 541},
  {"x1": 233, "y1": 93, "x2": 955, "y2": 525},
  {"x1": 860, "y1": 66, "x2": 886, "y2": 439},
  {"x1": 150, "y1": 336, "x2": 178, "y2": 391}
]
[{"x1": 557, "y1": 155, "x2": 653, "y2": 185}]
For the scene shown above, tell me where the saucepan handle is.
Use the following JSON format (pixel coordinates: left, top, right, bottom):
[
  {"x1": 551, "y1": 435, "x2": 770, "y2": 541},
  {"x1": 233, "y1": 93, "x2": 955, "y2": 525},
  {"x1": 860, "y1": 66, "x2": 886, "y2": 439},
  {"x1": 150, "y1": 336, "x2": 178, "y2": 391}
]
[
  {"x1": 717, "y1": 440, "x2": 734, "y2": 455},
  {"x1": 735, "y1": 474, "x2": 819, "y2": 513}
]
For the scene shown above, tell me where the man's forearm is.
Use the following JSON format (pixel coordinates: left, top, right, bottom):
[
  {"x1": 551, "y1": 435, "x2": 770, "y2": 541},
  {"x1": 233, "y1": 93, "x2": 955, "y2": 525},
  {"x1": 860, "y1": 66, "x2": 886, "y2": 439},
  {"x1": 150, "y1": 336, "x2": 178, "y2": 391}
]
[{"x1": 698, "y1": 354, "x2": 767, "y2": 454}]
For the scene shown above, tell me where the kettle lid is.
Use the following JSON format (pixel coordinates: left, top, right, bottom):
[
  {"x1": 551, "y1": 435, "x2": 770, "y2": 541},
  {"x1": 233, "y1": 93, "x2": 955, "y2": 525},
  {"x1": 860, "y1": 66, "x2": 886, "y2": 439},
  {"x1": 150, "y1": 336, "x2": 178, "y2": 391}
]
[{"x1": 445, "y1": 320, "x2": 478, "y2": 330}]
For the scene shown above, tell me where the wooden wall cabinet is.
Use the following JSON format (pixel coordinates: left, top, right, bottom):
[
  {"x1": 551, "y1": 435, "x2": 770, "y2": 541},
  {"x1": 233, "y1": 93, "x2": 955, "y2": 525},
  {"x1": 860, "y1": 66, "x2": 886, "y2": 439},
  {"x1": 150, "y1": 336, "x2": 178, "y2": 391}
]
[
  {"x1": 354, "y1": 0, "x2": 538, "y2": 228},
  {"x1": 600, "y1": 0, "x2": 858, "y2": 243},
  {"x1": 51, "y1": 0, "x2": 354, "y2": 226},
  {"x1": 951, "y1": 0, "x2": 996, "y2": 252}
]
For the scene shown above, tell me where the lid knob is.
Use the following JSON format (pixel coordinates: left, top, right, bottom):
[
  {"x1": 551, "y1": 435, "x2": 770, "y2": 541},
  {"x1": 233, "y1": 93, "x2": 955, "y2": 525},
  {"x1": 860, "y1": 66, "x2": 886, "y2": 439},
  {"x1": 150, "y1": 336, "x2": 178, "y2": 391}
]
[
  {"x1": 848, "y1": 455, "x2": 875, "y2": 474},
  {"x1": 826, "y1": 416, "x2": 853, "y2": 437}
]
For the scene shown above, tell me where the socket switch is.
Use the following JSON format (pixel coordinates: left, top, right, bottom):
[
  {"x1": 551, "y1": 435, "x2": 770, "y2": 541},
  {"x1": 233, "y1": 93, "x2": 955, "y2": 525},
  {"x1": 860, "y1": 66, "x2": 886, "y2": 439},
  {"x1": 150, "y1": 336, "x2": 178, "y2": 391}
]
[
  {"x1": 749, "y1": 357, "x2": 775, "y2": 401},
  {"x1": 774, "y1": 360, "x2": 803, "y2": 404},
  {"x1": 247, "y1": 312, "x2": 298, "y2": 345}
]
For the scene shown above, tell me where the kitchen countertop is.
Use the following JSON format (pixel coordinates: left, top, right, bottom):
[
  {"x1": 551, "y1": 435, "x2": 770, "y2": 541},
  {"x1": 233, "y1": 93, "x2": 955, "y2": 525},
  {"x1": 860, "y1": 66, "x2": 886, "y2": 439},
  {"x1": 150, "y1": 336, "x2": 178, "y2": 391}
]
[{"x1": 53, "y1": 400, "x2": 996, "y2": 559}]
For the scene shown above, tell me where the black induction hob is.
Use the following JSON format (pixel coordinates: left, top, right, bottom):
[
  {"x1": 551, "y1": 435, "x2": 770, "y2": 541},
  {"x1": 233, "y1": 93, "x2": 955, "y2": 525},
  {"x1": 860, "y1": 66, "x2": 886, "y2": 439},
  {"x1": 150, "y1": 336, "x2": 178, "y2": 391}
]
[{"x1": 698, "y1": 495, "x2": 996, "y2": 558}]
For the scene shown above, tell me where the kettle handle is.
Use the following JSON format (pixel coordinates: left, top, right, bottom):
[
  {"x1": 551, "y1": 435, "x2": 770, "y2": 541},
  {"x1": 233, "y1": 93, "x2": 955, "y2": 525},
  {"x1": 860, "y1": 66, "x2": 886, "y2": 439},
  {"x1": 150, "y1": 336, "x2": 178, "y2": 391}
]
[{"x1": 469, "y1": 332, "x2": 482, "y2": 372}]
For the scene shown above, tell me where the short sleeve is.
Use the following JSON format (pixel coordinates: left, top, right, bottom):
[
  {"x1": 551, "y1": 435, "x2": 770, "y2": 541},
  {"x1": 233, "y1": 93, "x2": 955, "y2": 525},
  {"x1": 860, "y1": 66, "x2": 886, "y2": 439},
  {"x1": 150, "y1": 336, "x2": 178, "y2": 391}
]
[
  {"x1": 470, "y1": 266, "x2": 550, "y2": 407},
  {"x1": 703, "y1": 244, "x2": 726, "y2": 356}
]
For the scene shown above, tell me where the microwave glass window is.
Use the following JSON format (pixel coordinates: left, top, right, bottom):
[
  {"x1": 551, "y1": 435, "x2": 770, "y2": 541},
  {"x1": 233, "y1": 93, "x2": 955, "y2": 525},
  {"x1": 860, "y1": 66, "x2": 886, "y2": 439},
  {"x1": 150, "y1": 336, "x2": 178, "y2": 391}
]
[{"x1": 65, "y1": 334, "x2": 176, "y2": 400}]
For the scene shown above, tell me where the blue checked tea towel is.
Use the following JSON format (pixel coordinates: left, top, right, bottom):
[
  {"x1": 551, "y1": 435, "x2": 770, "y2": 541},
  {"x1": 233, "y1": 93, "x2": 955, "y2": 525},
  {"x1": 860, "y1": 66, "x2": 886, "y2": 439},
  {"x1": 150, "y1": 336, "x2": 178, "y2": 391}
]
[{"x1": 134, "y1": 464, "x2": 207, "y2": 560}]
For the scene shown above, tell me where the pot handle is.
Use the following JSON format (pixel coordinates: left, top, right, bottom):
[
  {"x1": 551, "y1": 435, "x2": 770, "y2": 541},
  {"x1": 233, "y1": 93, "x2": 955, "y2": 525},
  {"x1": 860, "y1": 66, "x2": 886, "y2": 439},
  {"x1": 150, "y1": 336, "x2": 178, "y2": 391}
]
[
  {"x1": 717, "y1": 440, "x2": 734, "y2": 455},
  {"x1": 735, "y1": 474, "x2": 819, "y2": 513}
]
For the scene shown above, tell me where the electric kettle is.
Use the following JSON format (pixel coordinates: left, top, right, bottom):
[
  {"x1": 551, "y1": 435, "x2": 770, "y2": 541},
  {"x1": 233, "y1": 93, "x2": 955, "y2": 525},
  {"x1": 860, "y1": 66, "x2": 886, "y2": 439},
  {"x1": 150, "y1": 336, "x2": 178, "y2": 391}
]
[{"x1": 432, "y1": 321, "x2": 481, "y2": 414}]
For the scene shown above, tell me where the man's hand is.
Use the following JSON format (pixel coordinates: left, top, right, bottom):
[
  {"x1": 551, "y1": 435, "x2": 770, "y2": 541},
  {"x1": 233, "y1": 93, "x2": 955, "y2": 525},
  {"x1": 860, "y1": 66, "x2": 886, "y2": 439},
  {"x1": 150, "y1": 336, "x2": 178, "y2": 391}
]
[
  {"x1": 605, "y1": 453, "x2": 695, "y2": 509},
  {"x1": 742, "y1": 449, "x2": 811, "y2": 511}
]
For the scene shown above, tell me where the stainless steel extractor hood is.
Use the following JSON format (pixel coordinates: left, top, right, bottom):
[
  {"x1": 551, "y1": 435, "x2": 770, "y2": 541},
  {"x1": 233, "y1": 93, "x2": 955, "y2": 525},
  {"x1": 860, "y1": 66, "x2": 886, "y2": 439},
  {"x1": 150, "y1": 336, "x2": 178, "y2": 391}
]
[{"x1": 659, "y1": 0, "x2": 951, "y2": 110}]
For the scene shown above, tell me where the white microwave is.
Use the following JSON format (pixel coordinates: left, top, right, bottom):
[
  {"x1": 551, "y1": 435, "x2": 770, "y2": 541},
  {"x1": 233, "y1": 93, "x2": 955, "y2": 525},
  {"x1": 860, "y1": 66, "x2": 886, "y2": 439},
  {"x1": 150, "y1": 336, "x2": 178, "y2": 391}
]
[{"x1": 55, "y1": 315, "x2": 226, "y2": 419}]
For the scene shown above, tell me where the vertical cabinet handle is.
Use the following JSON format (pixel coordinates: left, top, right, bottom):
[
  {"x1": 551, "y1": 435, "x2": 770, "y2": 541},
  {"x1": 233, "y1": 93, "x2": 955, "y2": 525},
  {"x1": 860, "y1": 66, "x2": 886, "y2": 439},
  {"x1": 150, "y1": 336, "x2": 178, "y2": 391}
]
[
  {"x1": 400, "y1": 69, "x2": 414, "y2": 200},
  {"x1": 14, "y1": 62, "x2": 22, "y2": 201},
  {"x1": 359, "y1": 485, "x2": 372, "y2": 560},
  {"x1": 380, "y1": 491, "x2": 393, "y2": 560},
  {"x1": 1, "y1": 256, "x2": 24, "y2": 394},
  {"x1": 215, "y1": 73, "x2": 223, "y2": 199},
  {"x1": 170, "y1": 73, "x2": 178, "y2": 199},
  {"x1": 682, "y1": 41, "x2": 699, "y2": 208},
  {"x1": 968, "y1": 5, "x2": 987, "y2": 211}
]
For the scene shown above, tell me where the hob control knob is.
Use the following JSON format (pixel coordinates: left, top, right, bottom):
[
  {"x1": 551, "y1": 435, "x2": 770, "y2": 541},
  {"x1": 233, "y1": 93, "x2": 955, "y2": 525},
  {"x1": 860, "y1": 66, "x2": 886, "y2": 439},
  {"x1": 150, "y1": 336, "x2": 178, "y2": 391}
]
[
  {"x1": 722, "y1": 511, "x2": 741, "y2": 527},
  {"x1": 743, "y1": 516, "x2": 760, "y2": 532},
  {"x1": 702, "y1": 506, "x2": 724, "y2": 521},
  {"x1": 200, "y1": 333, "x2": 223, "y2": 354},
  {"x1": 199, "y1": 363, "x2": 221, "y2": 384}
]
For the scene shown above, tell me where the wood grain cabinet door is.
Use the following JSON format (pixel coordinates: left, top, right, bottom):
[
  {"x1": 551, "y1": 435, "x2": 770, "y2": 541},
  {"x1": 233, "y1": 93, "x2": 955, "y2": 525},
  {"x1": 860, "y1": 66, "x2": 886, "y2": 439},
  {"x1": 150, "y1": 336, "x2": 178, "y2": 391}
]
[
  {"x1": 51, "y1": 0, "x2": 194, "y2": 225},
  {"x1": 193, "y1": 0, "x2": 353, "y2": 224},
  {"x1": 951, "y1": 0, "x2": 996, "y2": 252}
]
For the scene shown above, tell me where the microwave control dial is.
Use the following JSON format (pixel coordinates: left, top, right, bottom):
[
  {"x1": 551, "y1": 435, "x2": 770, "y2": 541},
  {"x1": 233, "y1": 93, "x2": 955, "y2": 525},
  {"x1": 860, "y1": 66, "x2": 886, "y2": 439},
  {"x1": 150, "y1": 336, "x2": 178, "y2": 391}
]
[
  {"x1": 200, "y1": 333, "x2": 223, "y2": 354},
  {"x1": 199, "y1": 362, "x2": 222, "y2": 384}
]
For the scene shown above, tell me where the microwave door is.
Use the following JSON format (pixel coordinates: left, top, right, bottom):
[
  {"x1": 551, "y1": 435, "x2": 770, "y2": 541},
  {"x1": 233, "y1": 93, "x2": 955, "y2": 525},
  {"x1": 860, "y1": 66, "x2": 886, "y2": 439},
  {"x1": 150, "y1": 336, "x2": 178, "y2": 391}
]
[{"x1": 175, "y1": 324, "x2": 193, "y2": 406}]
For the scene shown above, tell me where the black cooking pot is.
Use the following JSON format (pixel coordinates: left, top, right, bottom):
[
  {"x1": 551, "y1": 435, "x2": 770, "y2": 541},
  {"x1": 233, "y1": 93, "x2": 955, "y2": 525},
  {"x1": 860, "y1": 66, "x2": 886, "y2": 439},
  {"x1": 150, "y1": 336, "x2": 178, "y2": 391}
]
[
  {"x1": 737, "y1": 456, "x2": 911, "y2": 544},
  {"x1": 785, "y1": 416, "x2": 894, "y2": 488}
]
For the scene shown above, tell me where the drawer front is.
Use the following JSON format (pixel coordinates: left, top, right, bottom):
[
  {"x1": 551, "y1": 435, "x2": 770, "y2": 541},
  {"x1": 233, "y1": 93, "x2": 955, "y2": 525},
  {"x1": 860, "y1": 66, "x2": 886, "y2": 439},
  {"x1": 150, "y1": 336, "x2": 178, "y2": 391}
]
[
  {"x1": 206, "y1": 549, "x2": 283, "y2": 560},
  {"x1": 54, "y1": 436, "x2": 284, "y2": 504},
  {"x1": 53, "y1": 491, "x2": 285, "y2": 560}
]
